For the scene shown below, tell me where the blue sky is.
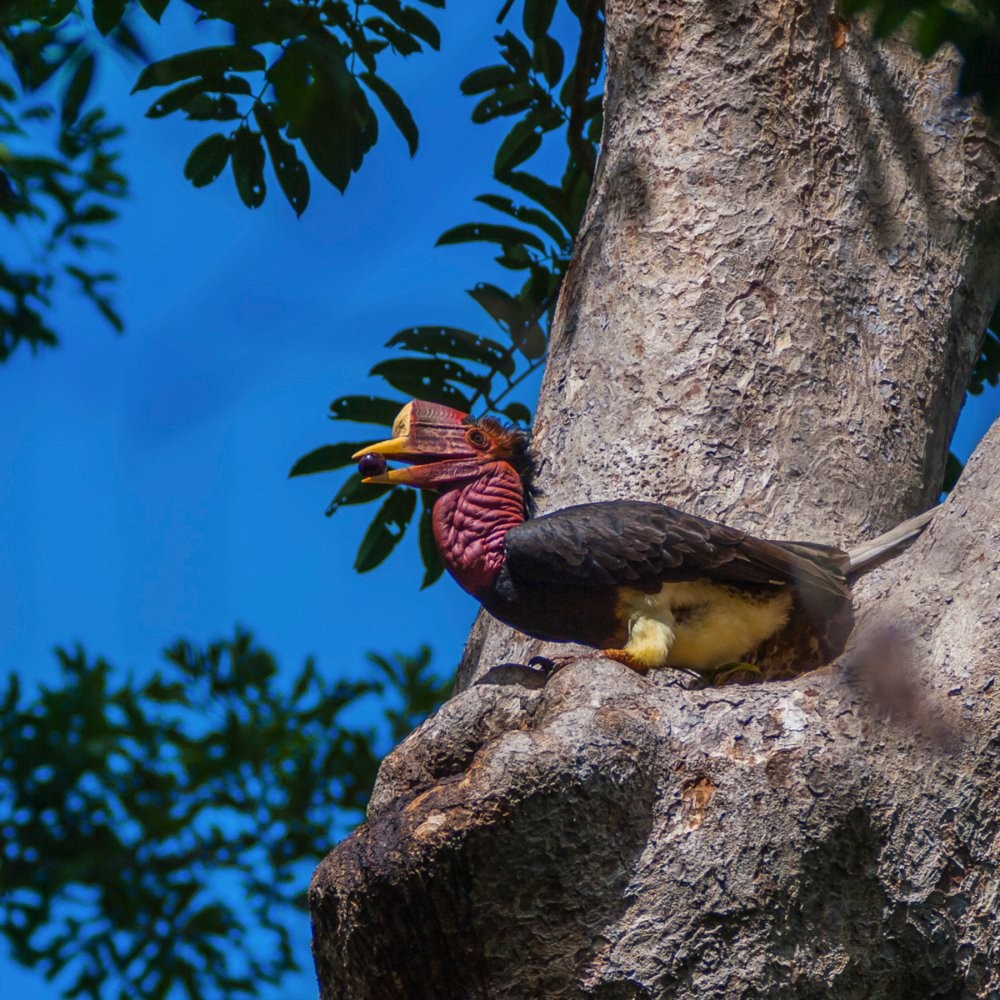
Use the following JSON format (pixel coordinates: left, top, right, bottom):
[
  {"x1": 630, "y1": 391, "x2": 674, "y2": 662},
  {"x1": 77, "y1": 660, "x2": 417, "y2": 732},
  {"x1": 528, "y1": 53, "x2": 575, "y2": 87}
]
[{"x1": 2, "y1": 5, "x2": 999, "y2": 997}]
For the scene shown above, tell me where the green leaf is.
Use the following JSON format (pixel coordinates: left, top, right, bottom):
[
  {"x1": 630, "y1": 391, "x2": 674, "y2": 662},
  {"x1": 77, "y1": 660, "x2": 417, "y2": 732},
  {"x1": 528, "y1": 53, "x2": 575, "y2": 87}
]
[
  {"x1": 369, "y1": 356, "x2": 484, "y2": 396},
  {"x1": 474, "y1": 193, "x2": 570, "y2": 245},
  {"x1": 93, "y1": 294, "x2": 124, "y2": 333},
  {"x1": 142, "y1": 677, "x2": 188, "y2": 703},
  {"x1": 559, "y1": 27, "x2": 604, "y2": 111},
  {"x1": 912, "y1": 3, "x2": 946, "y2": 58},
  {"x1": 385, "y1": 326, "x2": 516, "y2": 377},
  {"x1": 40, "y1": 0, "x2": 77, "y2": 26},
  {"x1": 61, "y1": 54, "x2": 95, "y2": 126},
  {"x1": 367, "y1": 0, "x2": 441, "y2": 50},
  {"x1": 139, "y1": 0, "x2": 170, "y2": 21},
  {"x1": 271, "y1": 40, "x2": 376, "y2": 193},
  {"x1": 145, "y1": 79, "x2": 206, "y2": 118},
  {"x1": 0, "y1": 1, "x2": 46, "y2": 26},
  {"x1": 942, "y1": 451, "x2": 963, "y2": 493},
  {"x1": 76, "y1": 204, "x2": 118, "y2": 224},
  {"x1": 254, "y1": 103, "x2": 309, "y2": 216},
  {"x1": 958, "y1": 29, "x2": 1000, "y2": 118},
  {"x1": 289, "y1": 443, "x2": 372, "y2": 478},
  {"x1": 364, "y1": 17, "x2": 422, "y2": 56},
  {"x1": 494, "y1": 117, "x2": 542, "y2": 175},
  {"x1": 970, "y1": 326, "x2": 1000, "y2": 395},
  {"x1": 504, "y1": 170, "x2": 573, "y2": 230},
  {"x1": 398, "y1": 5, "x2": 441, "y2": 49},
  {"x1": 522, "y1": 0, "x2": 557, "y2": 40},
  {"x1": 586, "y1": 107, "x2": 603, "y2": 145},
  {"x1": 215, "y1": 75, "x2": 254, "y2": 96},
  {"x1": 515, "y1": 321, "x2": 546, "y2": 359},
  {"x1": 437, "y1": 221, "x2": 546, "y2": 253},
  {"x1": 145, "y1": 75, "x2": 253, "y2": 118},
  {"x1": 418, "y1": 498, "x2": 444, "y2": 588},
  {"x1": 132, "y1": 47, "x2": 266, "y2": 94},
  {"x1": 468, "y1": 284, "x2": 547, "y2": 359},
  {"x1": 496, "y1": 244, "x2": 534, "y2": 270},
  {"x1": 328, "y1": 395, "x2": 403, "y2": 425},
  {"x1": 520, "y1": 264, "x2": 561, "y2": 316},
  {"x1": 107, "y1": 18, "x2": 148, "y2": 62},
  {"x1": 460, "y1": 65, "x2": 516, "y2": 95},
  {"x1": 360, "y1": 73, "x2": 418, "y2": 156},
  {"x1": 870, "y1": 0, "x2": 913, "y2": 38},
  {"x1": 503, "y1": 401, "x2": 533, "y2": 425},
  {"x1": 467, "y1": 282, "x2": 534, "y2": 330},
  {"x1": 471, "y1": 80, "x2": 536, "y2": 124},
  {"x1": 93, "y1": 0, "x2": 127, "y2": 35},
  {"x1": 353, "y1": 489, "x2": 417, "y2": 573},
  {"x1": 1, "y1": 672, "x2": 20, "y2": 714},
  {"x1": 289, "y1": 661, "x2": 317, "y2": 703},
  {"x1": 497, "y1": 30, "x2": 531, "y2": 73},
  {"x1": 183, "y1": 133, "x2": 232, "y2": 187},
  {"x1": 231, "y1": 128, "x2": 266, "y2": 208},
  {"x1": 533, "y1": 34, "x2": 564, "y2": 87},
  {"x1": 184, "y1": 94, "x2": 240, "y2": 121},
  {"x1": 0, "y1": 626, "x2": 436, "y2": 995}
]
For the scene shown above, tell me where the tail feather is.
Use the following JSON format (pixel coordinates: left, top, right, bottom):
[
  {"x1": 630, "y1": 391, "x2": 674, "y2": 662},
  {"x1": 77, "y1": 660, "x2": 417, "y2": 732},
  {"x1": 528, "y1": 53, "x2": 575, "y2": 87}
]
[{"x1": 845, "y1": 505, "x2": 938, "y2": 575}]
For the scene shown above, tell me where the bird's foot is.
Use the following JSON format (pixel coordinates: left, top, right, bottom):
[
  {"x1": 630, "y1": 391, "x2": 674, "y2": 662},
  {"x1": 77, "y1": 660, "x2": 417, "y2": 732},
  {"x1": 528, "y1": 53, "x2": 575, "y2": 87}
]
[
  {"x1": 598, "y1": 648, "x2": 655, "y2": 673},
  {"x1": 599, "y1": 616, "x2": 674, "y2": 673}
]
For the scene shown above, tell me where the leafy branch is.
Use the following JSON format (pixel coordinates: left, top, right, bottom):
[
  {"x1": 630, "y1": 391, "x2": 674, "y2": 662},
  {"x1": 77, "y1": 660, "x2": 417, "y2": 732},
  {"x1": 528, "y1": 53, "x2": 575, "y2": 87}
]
[
  {"x1": 120, "y1": 0, "x2": 445, "y2": 213},
  {"x1": 291, "y1": 0, "x2": 606, "y2": 582},
  {"x1": 0, "y1": 6, "x2": 130, "y2": 359},
  {"x1": 0, "y1": 0, "x2": 446, "y2": 357},
  {"x1": 0, "y1": 629, "x2": 448, "y2": 999}
]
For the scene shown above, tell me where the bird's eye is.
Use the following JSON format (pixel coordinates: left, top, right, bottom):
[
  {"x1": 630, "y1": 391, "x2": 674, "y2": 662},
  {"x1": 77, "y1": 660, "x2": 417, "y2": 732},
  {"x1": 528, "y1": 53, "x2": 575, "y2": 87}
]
[{"x1": 466, "y1": 427, "x2": 490, "y2": 450}]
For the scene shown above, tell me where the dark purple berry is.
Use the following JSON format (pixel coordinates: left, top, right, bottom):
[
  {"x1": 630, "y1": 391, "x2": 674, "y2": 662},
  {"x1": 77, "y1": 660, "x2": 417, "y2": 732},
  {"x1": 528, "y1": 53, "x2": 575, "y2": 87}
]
[{"x1": 357, "y1": 452, "x2": 388, "y2": 477}]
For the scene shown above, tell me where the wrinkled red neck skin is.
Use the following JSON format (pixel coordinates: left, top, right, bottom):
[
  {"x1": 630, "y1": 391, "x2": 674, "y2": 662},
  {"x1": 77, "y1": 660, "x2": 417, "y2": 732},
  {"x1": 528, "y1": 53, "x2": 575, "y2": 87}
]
[{"x1": 432, "y1": 461, "x2": 525, "y2": 596}]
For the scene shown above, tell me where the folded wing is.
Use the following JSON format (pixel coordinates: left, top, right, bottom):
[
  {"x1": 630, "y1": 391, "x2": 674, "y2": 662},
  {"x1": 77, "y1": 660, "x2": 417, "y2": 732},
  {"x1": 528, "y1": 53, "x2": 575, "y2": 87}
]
[{"x1": 504, "y1": 500, "x2": 849, "y2": 603}]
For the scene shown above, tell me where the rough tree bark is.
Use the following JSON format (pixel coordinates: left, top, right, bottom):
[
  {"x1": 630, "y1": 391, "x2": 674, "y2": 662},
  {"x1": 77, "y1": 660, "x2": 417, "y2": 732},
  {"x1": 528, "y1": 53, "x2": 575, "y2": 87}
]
[{"x1": 310, "y1": 0, "x2": 1000, "y2": 995}]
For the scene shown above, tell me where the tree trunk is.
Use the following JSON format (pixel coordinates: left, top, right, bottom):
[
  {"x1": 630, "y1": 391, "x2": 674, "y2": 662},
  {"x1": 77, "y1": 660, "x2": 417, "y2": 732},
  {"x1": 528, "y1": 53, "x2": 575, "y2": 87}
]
[{"x1": 310, "y1": 0, "x2": 1000, "y2": 995}]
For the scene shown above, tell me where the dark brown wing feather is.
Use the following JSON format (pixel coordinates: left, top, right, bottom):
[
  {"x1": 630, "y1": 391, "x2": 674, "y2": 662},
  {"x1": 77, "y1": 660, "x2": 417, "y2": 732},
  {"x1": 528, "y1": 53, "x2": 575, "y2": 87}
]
[{"x1": 504, "y1": 501, "x2": 848, "y2": 601}]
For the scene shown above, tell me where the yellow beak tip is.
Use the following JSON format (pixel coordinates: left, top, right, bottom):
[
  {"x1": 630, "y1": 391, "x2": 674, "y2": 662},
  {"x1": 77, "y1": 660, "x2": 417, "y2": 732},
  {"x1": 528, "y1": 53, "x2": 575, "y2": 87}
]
[
  {"x1": 360, "y1": 468, "x2": 411, "y2": 485},
  {"x1": 352, "y1": 436, "x2": 409, "y2": 460}
]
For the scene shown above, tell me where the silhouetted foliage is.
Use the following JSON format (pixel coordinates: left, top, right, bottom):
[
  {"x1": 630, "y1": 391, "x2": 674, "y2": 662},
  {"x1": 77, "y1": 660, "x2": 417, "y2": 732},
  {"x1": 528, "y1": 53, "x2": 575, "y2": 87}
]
[
  {"x1": 845, "y1": 0, "x2": 1000, "y2": 118},
  {"x1": 970, "y1": 304, "x2": 1000, "y2": 398},
  {"x1": 125, "y1": 0, "x2": 443, "y2": 209},
  {"x1": 0, "y1": 630, "x2": 447, "y2": 998},
  {"x1": 291, "y1": 0, "x2": 605, "y2": 579},
  {"x1": 0, "y1": 4, "x2": 130, "y2": 358},
  {"x1": 0, "y1": 0, "x2": 443, "y2": 356}
]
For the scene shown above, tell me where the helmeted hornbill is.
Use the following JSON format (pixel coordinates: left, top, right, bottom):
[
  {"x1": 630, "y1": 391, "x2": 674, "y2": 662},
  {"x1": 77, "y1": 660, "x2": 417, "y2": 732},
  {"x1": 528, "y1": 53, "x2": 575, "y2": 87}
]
[{"x1": 353, "y1": 400, "x2": 934, "y2": 674}]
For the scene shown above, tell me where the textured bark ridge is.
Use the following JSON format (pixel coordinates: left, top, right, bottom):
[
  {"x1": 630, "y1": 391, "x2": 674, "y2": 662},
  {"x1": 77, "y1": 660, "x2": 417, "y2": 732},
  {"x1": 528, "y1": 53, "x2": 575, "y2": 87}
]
[{"x1": 310, "y1": 0, "x2": 1000, "y2": 995}]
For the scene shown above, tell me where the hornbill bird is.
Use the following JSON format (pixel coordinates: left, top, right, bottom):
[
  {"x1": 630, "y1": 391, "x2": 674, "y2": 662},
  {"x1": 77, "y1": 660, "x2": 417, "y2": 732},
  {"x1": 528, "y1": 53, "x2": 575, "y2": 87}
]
[{"x1": 353, "y1": 400, "x2": 934, "y2": 675}]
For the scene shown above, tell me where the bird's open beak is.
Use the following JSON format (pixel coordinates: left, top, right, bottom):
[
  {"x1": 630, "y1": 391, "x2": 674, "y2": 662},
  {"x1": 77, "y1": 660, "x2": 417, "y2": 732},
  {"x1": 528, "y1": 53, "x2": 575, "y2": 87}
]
[{"x1": 352, "y1": 400, "x2": 483, "y2": 488}]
